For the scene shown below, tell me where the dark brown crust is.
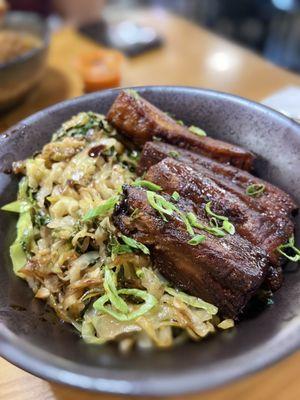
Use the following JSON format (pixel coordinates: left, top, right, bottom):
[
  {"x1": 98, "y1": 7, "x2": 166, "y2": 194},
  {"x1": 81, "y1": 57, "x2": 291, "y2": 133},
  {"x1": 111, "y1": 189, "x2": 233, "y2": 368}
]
[
  {"x1": 138, "y1": 141, "x2": 298, "y2": 216},
  {"x1": 113, "y1": 186, "x2": 270, "y2": 318},
  {"x1": 107, "y1": 91, "x2": 256, "y2": 170},
  {"x1": 145, "y1": 157, "x2": 295, "y2": 269}
]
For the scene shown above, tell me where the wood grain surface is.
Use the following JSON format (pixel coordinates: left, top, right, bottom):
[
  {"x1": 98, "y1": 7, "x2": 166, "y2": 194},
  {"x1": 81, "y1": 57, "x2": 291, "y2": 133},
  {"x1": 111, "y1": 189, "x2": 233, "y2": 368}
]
[{"x1": 0, "y1": 8, "x2": 300, "y2": 400}]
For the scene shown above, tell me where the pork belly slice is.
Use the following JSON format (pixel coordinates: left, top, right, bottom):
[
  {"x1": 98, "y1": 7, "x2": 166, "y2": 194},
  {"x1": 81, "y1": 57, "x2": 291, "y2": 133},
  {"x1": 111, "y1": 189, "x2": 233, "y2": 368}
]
[
  {"x1": 113, "y1": 185, "x2": 270, "y2": 318},
  {"x1": 107, "y1": 90, "x2": 255, "y2": 170},
  {"x1": 138, "y1": 141, "x2": 298, "y2": 217},
  {"x1": 145, "y1": 158, "x2": 295, "y2": 270}
]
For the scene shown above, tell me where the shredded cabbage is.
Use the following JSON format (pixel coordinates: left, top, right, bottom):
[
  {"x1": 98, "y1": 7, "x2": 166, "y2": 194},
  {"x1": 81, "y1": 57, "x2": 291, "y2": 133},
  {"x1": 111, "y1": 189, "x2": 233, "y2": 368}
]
[{"x1": 5, "y1": 111, "x2": 234, "y2": 350}]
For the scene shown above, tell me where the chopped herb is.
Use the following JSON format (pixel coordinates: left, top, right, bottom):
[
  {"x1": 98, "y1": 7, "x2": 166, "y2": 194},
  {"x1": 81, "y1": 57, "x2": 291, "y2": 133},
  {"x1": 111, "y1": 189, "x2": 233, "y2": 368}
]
[
  {"x1": 176, "y1": 119, "x2": 184, "y2": 126},
  {"x1": 125, "y1": 89, "x2": 140, "y2": 100},
  {"x1": 93, "y1": 288, "x2": 157, "y2": 321},
  {"x1": 277, "y1": 236, "x2": 300, "y2": 262},
  {"x1": 171, "y1": 191, "x2": 180, "y2": 201},
  {"x1": 103, "y1": 267, "x2": 129, "y2": 313},
  {"x1": 168, "y1": 150, "x2": 180, "y2": 159},
  {"x1": 246, "y1": 183, "x2": 266, "y2": 197},
  {"x1": 82, "y1": 196, "x2": 119, "y2": 221},
  {"x1": 205, "y1": 201, "x2": 227, "y2": 221},
  {"x1": 187, "y1": 211, "x2": 225, "y2": 237},
  {"x1": 121, "y1": 235, "x2": 150, "y2": 255},
  {"x1": 189, "y1": 125, "x2": 207, "y2": 137},
  {"x1": 222, "y1": 219, "x2": 235, "y2": 235},
  {"x1": 111, "y1": 237, "x2": 133, "y2": 256},
  {"x1": 53, "y1": 112, "x2": 110, "y2": 140},
  {"x1": 205, "y1": 201, "x2": 235, "y2": 236},
  {"x1": 180, "y1": 212, "x2": 194, "y2": 236},
  {"x1": 34, "y1": 210, "x2": 51, "y2": 227},
  {"x1": 146, "y1": 191, "x2": 176, "y2": 221},
  {"x1": 165, "y1": 287, "x2": 218, "y2": 314},
  {"x1": 188, "y1": 234, "x2": 206, "y2": 246},
  {"x1": 133, "y1": 179, "x2": 162, "y2": 191}
]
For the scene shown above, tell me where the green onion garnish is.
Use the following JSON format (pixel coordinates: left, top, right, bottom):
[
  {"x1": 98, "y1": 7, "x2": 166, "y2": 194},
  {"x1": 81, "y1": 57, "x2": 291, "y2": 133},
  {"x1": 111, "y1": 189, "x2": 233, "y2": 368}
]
[
  {"x1": 93, "y1": 288, "x2": 157, "y2": 321},
  {"x1": 168, "y1": 150, "x2": 180, "y2": 159},
  {"x1": 146, "y1": 191, "x2": 176, "y2": 221},
  {"x1": 171, "y1": 191, "x2": 180, "y2": 201},
  {"x1": 125, "y1": 89, "x2": 140, "y2": 100},
  {"x1": 205, "y1": 201, "x2": 235, "y2": 235},
  {"x1": 103, "y1": 267, "x2": 129, "y2": 313},
  {"x1": 222, "y1": 219, "x2": 235, "y2": 235},
  {"x1": 277, "y1": 236, "x2": 300, "y2": 262},
  {"x1": 121, "y1": 235, "x2": 150, "y2": 255},
  {"x1": 165, "y1": 287, "x2": 218, "y2": 314},
  {"x1": 246, "y1": 183, "x2": 266, "y2": 197},
  {"x1": 133, "y1": 179, "x2": 162, "y2": 191},
  {"x1": 205, "y1": 201, "x2": 227, "y2": 221},
  {"x1": 82, "y1": 195, "x2": 119, "y2": 221},
  {"x1": 189, "y1": 125, "x2": 207, "y2": 137},
  {"x1": 180, "y1": 212, "x2": 195, "y2": 236},
  {"x1": 187, "y1": 234, "x2": 206, "y2": 246},
  {"x1": 186, "y1": 211, "x2": 225, "y2": 237}
]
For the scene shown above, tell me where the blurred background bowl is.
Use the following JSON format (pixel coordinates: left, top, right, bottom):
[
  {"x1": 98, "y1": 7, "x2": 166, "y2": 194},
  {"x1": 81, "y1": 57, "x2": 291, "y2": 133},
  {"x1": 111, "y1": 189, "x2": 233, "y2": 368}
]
[{"x1": 0, "y1": 11, "x2": 49, "y2": 111}]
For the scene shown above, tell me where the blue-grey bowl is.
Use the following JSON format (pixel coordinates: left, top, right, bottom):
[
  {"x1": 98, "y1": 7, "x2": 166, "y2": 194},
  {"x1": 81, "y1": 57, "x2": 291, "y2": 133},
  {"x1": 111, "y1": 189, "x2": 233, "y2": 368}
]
[{"x1": 0, "y1": 86, "x2": 299, "y2": 396}]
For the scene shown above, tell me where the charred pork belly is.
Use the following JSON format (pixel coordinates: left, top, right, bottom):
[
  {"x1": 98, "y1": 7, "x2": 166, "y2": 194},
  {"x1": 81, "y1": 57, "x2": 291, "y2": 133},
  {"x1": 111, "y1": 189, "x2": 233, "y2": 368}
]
[
  {"x1": 113, "y1": 185, "x2": 270, "y2": 318},
  {"x1": 107, "y1": 90, "x2": 255, "y2": 170},
  {"x1": 144, "y1": 157, "x2": 295, "y2": 270},
  {"x1": 138, "y1": 141, "x2": 297, "y2": 217}
]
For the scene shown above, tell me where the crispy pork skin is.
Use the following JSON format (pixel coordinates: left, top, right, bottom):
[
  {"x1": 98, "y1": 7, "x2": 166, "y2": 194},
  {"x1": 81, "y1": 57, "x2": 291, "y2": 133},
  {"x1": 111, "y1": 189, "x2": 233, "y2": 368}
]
[
  {"x1": 107, "y1": 90, "x2": 255, "y2": 170},
  {"x1": 113, "y1": 186, "x2": 270, "y2": 318}
]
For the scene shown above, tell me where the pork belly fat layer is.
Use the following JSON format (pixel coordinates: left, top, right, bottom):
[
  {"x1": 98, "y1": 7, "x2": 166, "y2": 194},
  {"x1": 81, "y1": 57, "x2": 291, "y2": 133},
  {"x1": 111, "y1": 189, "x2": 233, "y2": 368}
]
[
  {"x1": 107, "y1": 90, "x2": 255, "y2": 170},
  {"x1": 145, "y1": 157, "x2": 295, "y2": 267},
  {"x1": 113, "y1": 185, "x2": 270, "y2": 318}
]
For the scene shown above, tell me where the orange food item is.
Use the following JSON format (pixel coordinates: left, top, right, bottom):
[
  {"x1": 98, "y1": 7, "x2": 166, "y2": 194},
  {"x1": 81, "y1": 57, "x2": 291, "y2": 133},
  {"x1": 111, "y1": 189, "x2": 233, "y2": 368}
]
[{"x1": 76, "y1": 49, "x2": 123, "y2": 92}]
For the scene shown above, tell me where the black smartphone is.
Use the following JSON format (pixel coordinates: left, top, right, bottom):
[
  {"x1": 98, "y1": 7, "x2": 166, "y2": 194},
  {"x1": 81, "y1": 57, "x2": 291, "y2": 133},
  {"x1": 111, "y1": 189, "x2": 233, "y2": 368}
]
[{"x1": 79, "y1": 19, "x2": 163, "y2": 57}]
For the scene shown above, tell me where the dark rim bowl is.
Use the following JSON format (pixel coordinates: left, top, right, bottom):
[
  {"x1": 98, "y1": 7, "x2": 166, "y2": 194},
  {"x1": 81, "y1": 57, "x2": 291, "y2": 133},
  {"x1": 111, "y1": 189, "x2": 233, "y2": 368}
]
[
  {"x1": 0, "y1": 12, "x2": 49, "y2": 111},
  {"x1": 0, "y1": 86, "x2": 299, "y2": 396},
  {"x1": 0, "y1": 11, "x2": 49, "y2": 70}
]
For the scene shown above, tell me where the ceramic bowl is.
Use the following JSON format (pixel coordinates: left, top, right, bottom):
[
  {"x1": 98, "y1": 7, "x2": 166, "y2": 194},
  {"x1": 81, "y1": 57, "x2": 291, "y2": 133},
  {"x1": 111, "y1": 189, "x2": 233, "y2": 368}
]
[{"x1": 0, "y1": 86, "x2": 299, "y2": 396}]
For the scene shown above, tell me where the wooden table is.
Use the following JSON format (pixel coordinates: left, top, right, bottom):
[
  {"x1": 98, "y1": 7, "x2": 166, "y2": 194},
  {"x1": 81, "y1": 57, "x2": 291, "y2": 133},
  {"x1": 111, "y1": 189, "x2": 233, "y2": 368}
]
[{"x1": 1, "y1": 8, "x2": 300, "y2": 400}]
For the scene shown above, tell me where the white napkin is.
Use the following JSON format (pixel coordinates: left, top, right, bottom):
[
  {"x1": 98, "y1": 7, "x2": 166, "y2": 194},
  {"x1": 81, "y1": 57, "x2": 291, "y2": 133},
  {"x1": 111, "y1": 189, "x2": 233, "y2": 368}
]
[{"x1": 262, "y1": 86, "x2": 300, "y2": 123}]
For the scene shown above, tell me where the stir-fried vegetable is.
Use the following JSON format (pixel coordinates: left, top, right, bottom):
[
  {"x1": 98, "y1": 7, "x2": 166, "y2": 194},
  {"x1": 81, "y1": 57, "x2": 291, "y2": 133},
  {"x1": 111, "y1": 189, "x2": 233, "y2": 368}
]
[
  {"x1": 165, "y1": 287, "x2": 218, "y2": 315},
  {"x1": 82, "y1": 195, "x2": 119, "y2": 221},
  {"x1": 4, "y1": 111, "x2": 234, "y2": 350}
]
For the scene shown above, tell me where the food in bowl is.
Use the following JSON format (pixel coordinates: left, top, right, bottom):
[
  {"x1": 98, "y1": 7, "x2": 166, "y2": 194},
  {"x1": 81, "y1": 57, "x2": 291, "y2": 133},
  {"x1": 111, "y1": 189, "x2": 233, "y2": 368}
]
[
  {"x1": 0, "y1": 29, "x2": 42, "y2": 64},
  {"x1": 2, "y1": 90, "x2": 299, "y2": 351}
]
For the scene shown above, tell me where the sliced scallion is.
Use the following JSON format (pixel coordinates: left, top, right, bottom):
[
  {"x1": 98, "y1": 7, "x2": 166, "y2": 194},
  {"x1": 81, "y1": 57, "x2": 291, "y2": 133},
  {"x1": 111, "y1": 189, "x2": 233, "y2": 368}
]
[
  {"x1": 246, "y1": 183, "x2": 266, "y2": 197},
  {"x1": 189, "y1": 125, "x2": 207, "y2": 137},
  {"x1": 165, "y1": 287, "x2": 218, "y2": 315},
  {"x1": 133, "y1": 179, "x2": 162, "y2": 191},
  {"x1": 82, "y1": 195, "x2": 119, "y2": 221},
  {"x1": 121, "y1": 235, "x2": 150, "y2": 255},
  {"x1": 171, "y1": 191, "x2": 180, "y2": 201},
  {"x1": 276, "y1": 236, "x2": 300, "y2": 262},
  {"x1": 93, "y1": 288, "x2": 157, "y2": 321},
  {"x1": 187, "y1": 234, "x2": 206, "y2": 246}
]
